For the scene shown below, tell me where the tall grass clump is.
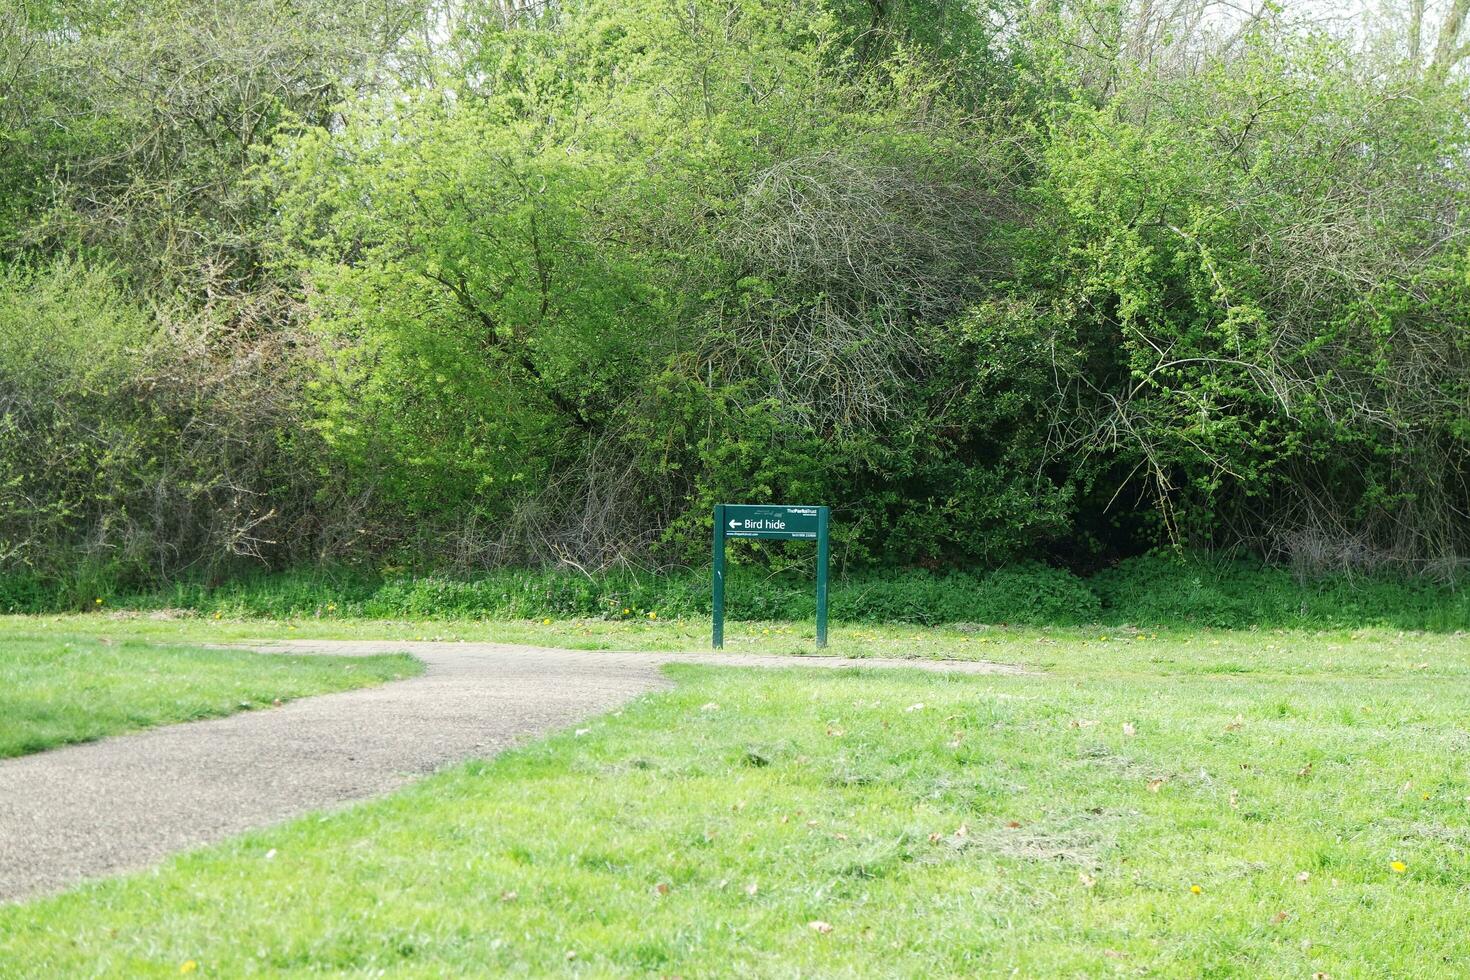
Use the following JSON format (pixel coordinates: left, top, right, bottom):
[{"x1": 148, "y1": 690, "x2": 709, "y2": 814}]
[{"x1": 11, "y1": 555, "x2": 1467, "y2": 632}]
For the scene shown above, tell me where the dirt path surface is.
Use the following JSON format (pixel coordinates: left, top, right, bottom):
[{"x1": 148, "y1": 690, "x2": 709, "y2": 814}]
[{"x1": 0, "y1": 640, "x2": 1023, "y2": 904}]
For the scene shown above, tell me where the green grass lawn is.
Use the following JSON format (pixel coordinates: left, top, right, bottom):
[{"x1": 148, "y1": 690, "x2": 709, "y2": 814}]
[
  {"x1": 2, "y1": 614, "x2": 1469, "y2": 975},
  {"x1": 0, "y1": 630, "x2": 421, "y2": 758},
  {"x1": 16, "y1": 609, "x2": 1470, "y2": 679}
]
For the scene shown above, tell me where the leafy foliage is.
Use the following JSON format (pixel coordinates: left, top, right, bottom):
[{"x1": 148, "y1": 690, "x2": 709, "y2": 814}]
[
  {"x1": 1, "y1": 0, "x2": 1468, "y2": 588},
  {"x1": 0, "y1": 262, "x2": 335, "y2": 598}
]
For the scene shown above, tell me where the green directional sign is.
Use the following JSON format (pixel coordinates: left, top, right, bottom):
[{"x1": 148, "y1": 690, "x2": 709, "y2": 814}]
[
  {"x1": 722, "y1": 504, "x2": 821, "y2": 540},
  {"x1": 712, "y1": 503, "x2": 829, "y2": 650}
]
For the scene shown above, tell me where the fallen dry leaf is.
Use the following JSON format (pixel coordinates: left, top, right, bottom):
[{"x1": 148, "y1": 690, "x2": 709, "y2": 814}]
[
  {"x1": 1078, "y1": 872, "x2": 1097, "y2": 888},
  {"x1": 808, "y1": 920, "x2": 834, "y2": 934},
  {"x1": 1297, "y1": 763, "x2": 1313, "y2": 778},
  {"x1": 744, "y1": 882, "x2": 759, "y2": 896},
  {"x1": 500, "y1": 890, "x2": 518, "y2": 902},
  {"x1": 954, "y1": 823, "x2": 969, "y2": 838},
  {"x1": 1147, "y1": 778, "x2": 1165, "y2": 793},
  {"x1": 1005, "y1": 820, "x2": 1022, "y2": 829},
  {"x1": 1272, "y1": 911, "x2": 1290, "y2": 924},
  {"x1": 928, "y1": 832, "x2": 943, "y2": 844},
  {"x1": 1295, "y1": 871, "x2": 1310, "y2": 884},
  {"x1": 1122, "y1": 722, "x2": 1137, "y2": 737},
  {"x1": 654, "y1": 882, "x2": 671, "y2": 896},
  {"x1": 1225, "y1": 715, "x2": 1244, "y2": 732}
]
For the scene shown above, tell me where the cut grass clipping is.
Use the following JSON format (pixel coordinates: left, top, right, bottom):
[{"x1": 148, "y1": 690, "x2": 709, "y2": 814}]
[
  {"x1": 0, "y1": 633, "x2": 421, "y2": 758},
  {"x1": 4, "y1": 661, "x2": 1468, "y2": 976}
]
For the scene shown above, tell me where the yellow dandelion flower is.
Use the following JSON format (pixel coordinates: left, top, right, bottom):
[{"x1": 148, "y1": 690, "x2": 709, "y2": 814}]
[
  {"x1": 1190, "y1": 884, "x2": 1202, "y2": 894},
  {"x1": 648, "y1": 611, "x2": 657, "y2": 619},
  {"x1": 542, "y1": 618, "x2": 552, "y2": 625},
  {"x1": 1390, "y1": 860, "x2": 1407, "y2": 873},
  {"x1": 179, "y1": 962, "x2": 198, "y2": 975},
  {"x1": 94, "y1": 597, "x2": 104, "y2": 605}
]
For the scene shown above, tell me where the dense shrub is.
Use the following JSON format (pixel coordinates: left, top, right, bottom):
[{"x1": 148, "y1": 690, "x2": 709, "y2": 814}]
[
  {"x1": 0, "y1": 262, "x2": 341, "y2": 601},
  {"x1": 2, "y1": 1, "x2": 1468, "y2": 586}
]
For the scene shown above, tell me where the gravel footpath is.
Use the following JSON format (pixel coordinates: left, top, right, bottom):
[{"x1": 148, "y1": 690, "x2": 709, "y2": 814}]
[{"x1": 0, "y1": 640, "x2": 1023, "y2": 903}]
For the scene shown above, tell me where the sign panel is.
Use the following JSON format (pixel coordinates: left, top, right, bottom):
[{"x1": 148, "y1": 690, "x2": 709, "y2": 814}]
[
  {"x1": 712, "y1": 503, "x2": 830, "y2": 649},
  {"x1": 722, "y1": 504, "x2": 821, "y2": 540}
]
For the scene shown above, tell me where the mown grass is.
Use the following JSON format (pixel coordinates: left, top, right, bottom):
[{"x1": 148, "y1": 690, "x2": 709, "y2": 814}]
[
  {"x1": 19, "y1": 610, "x2": 1470, "y2": 681},
  {"x1": 2, "y1": 618, "x2": 1469, "y2": 975},
  {"x1": 0, "y1": 631, "x2": 421, "y2": 758}
]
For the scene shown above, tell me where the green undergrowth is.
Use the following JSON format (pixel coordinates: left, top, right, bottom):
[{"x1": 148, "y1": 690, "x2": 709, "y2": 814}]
[{"x1": 3, "y1": 555, "x2": 1467, "y2": 631}]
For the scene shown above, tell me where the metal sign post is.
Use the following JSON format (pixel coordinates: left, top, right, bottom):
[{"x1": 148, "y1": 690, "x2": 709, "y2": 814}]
[{"x1": 712, "y1": 504, "x2": 830, "y2": 649}]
